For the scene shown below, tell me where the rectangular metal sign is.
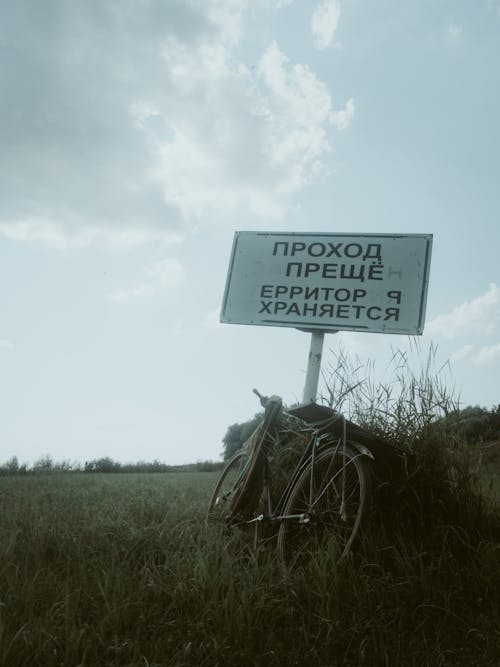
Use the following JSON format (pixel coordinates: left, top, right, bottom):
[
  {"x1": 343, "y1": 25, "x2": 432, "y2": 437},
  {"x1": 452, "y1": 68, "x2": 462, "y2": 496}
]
[{"x1": 221, "y1": 232, "x2": 433, "y2": 335}]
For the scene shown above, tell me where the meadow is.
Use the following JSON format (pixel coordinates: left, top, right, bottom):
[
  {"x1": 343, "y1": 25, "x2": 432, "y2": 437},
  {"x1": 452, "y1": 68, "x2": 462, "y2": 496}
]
[
  {"x1": 0, "y1": 458, "x2": 499, "y2": 667},
  {"x1": 2, "y1": 351, "x2": 499, "y2": 667}
]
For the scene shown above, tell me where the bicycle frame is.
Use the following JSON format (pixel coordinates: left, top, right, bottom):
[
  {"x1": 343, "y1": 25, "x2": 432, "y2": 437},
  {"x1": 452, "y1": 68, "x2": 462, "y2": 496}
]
[
  {"x1": 209, "y1": 390, "x2": 375, "y2": 539},
  {"x1": 231, "y1": 412, "x2": 372, "y2": 529},
  {"x1": 207, "y1": 392, "x2": 379, "y2": 567}
]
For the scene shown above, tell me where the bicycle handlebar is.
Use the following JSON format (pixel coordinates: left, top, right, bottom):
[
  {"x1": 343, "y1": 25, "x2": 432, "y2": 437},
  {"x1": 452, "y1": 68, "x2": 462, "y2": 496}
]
[{"x1": 252, "y1": 388, "x2": 268, "y2": 407}]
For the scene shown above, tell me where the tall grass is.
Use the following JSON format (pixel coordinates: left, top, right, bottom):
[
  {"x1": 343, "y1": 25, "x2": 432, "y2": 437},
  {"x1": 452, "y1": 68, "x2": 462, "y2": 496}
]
[
  {"x1": 321, "y1": 341, "x2": 457, "y2": 446},
  {"x1": 1, "y1": 471, "x2": 499, "y2": 666},
  {"x1": 1, "y1": 349, "x2": 499, "y2": 666},
  {"x1": 320, "y1": 342, "x2": 498, "y2": 530}
]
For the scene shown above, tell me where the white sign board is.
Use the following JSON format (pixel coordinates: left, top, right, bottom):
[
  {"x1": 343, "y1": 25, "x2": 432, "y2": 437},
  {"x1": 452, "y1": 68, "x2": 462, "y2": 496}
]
[{"x1": 221, "y1": 232, "x2": 433, "y2": 335}]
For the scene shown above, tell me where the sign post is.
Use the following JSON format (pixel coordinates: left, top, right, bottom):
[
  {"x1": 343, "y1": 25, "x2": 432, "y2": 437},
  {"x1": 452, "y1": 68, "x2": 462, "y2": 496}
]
[
  {"x1": 221, "y1": 232, "x2": 433, "y2": 403},
  {"x1": 302, "y1": 330, "x2": 329, "y2": 404}
]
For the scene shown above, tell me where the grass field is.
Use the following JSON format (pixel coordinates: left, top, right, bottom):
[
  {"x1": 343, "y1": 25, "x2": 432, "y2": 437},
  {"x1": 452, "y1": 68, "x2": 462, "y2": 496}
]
[
  {"x1": 481, "y1": 442, "x2": 500, "y2": 501},
  {"x1": 0, "y1": 461, "x2": 499, "y2": 667}
]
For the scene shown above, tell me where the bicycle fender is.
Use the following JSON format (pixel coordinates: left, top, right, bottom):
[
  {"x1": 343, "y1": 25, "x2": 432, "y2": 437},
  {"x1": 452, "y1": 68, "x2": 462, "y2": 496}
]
[{"x1": 349, "y1": 441, "x2": 375, "y2": 461}]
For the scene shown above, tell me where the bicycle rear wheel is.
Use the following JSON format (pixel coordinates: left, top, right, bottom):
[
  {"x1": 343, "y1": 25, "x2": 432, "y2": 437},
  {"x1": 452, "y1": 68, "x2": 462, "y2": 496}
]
[
  {"x1": 205, "y1": 450, "x2": 249, "y2": 525},
  {"x1": 277, "y1": 443, "x2": 371, "y2": 569}
]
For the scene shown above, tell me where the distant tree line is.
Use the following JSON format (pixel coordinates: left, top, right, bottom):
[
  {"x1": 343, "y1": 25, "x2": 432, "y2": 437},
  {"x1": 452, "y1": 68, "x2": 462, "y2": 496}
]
[
  {"x1": 4, "y1": 404, "x2": 497, "y2": 476},
  {"x1": 437, "y1": 404, "x2": 500, "y2": 443},
  {"x1": 82, "y1": 457, "x2": 222, "y2": 473},
  {"x1": 0, "y1": 455, "x2": 223, "y2": 476}
]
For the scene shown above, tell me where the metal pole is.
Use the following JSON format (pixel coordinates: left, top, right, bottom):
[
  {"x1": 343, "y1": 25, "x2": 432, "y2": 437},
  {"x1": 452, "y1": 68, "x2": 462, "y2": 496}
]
[{"x1": 302, "y1": 331, "x2": 325, "y2": 405}]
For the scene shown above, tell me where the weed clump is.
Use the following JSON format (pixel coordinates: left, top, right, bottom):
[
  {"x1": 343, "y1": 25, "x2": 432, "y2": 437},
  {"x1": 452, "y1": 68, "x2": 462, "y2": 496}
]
[{"x1": 320, "y1": 343, "x2": 500, "y2": 546}]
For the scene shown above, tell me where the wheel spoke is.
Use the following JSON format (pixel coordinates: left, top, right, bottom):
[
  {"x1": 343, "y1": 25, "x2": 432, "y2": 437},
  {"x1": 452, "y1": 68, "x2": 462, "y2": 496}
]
[
  {"x1": 277, "y1": 444, "x2": 371, "y2": 569},
  {"x1": 206, "y1": 451, "x2": 248, "y2": 525}
]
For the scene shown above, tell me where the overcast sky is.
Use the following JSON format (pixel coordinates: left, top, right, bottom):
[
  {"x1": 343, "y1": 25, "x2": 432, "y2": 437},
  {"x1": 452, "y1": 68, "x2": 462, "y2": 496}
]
[{"x1": 1, "y1": 0, "x2": 499, "y2": 466}]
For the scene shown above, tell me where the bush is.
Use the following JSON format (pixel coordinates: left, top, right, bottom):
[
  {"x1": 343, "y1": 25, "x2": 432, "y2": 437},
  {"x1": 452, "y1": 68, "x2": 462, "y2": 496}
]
[
  {"x1": 319, "y1": 343, "x2": 499, "y2": 542},
  {"x1": 222, "y1": 412, "x2": 263, "y2": 460}
]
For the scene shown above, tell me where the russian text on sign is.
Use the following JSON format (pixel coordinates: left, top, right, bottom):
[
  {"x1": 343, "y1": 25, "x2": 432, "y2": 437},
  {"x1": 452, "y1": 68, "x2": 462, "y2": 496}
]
[{"x1": 222, "y1": 232, "x2": 432, "y2": 335}]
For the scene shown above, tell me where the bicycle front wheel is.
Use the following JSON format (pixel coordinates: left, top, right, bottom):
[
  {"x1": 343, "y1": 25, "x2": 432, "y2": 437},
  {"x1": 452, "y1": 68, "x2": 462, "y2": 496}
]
[
  {"x1": 205, "y1": 450, "x2": 248, "y2": 525},
  {"x1": 277, "y1": 444, "x2": 371, "y2": 568}
]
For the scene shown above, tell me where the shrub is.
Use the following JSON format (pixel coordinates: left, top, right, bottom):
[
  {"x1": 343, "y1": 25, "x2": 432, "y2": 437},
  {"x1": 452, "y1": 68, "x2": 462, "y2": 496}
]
[{"x1": 319, "y1": 343, "x2": 499, "y2": 542}]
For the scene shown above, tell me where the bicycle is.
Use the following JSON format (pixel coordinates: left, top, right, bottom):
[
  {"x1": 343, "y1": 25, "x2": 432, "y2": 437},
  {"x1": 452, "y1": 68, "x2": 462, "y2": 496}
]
[{"x1": 206, "y1": 390, "x2": 375, "y2": 569}]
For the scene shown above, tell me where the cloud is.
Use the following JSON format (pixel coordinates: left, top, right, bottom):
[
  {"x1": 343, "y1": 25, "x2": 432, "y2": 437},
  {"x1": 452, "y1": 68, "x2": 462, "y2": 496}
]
[
  {"x1": 0, "y1": 339, "x2": 14, "y2": 349},
  {"x1": 473, "y1": 343, "x2": 500, "y2": 366},
  {"x1": 426, "y1": 283, "x2": 500, "y2": 340},
  {"x1": 0, "y1": 0, "x2": 347, "y2": 247},
  {"x1": 331, "y1": 98, "x2": 355, "y2": 130},
  {"x1": 153, "y1": 39, "x2": 347, "y2": 221},
  {"x1": 0, "y1": 218, "x2": 182, "y2": 250},
  {"x1": 260, "y1": 0, "x2": 295, "y2": 8},
  {"x1": 107, "y1": 258, "x2": 185, "y2": 302},
  {"x1": 449, "y1": 344, "x2": 475, "y2": 362},
  {"x1": 0, "y1": 1, "x2": 219, "y2": 247},
  {"x1": 311, "y1": 0, "x2": 341, "y2": 50}
]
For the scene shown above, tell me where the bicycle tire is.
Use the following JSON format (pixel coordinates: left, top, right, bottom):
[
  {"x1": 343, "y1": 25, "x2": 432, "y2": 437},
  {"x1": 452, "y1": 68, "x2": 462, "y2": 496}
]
[
  {"x1": 277, "y1": 443, "x2": 371, "y2": 568},
  {"x1": 205, "y1": 450, "x2": 249, "y2": 525}
]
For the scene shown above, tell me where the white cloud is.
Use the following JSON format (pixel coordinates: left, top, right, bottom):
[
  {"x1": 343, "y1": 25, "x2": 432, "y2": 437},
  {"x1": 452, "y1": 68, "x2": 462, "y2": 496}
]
[
  {"x1": 129, "y1": 101, "x2": 161, "y2": 130},
  {"x1": 331, "y1": 97, "x2": 355, "y2": 130},
  {"x1": 1, "y1": 1, "x2": 215, "y2": 246},
  {"x1": 206, "y1": 0, "x2": 247, "y2": 44},
  {"x1": 0, "y1": 339, "x2": 14, "y2": 349},
  {"x1": 426, "y1": 284, "x2": 500, "y2": 340},
  {"x1": 0, "y1": 219, "x2": 93, "y2": 250},
  {"x1": 260, "y1": 0, "x2": 295, "y2": 8},
  {"x1": 153, "y1": 39, "x2": 345, "y2": 221},
  {"x1": 473, "y1": 342, "x2": 500, "y2": 366},
  {"x1": 0, "y1": 0, "x2": 348, "y2": 246},
  {"x1": 0, "y1": 219, "x2": 182, "y2": 250},
  {"x1": 257, "y1": 42, "x2": 334, "y2": 164},
  {"x1": 449, "y1": 344, "x2": 475, "y2": 362},
  {"x1": 107, "y1": 258, "x2": 185, "y2": 303},
  {"x1": 311, "y1": 0, "x2": 341, "y2": 50}
]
